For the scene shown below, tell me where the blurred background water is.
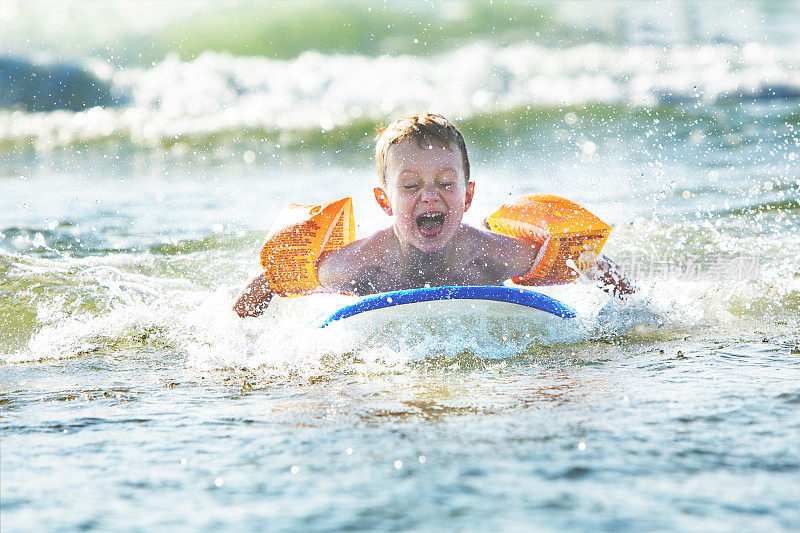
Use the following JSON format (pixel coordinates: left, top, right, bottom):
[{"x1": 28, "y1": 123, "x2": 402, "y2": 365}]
[{"x1": 1, "y1": 1, "x2": 798, "y2": 531}]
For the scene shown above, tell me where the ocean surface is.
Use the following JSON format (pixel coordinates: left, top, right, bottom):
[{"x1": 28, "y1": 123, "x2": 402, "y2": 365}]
[{"x1": 1, "y1": 1, "x2": 799, "y2": 531}]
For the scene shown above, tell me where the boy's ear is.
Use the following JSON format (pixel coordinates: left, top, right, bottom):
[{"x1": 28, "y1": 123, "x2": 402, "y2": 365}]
[
  {"x1": 464, "y1": 182, "x2": 475, "y2": 211},
  {"x1": 374, "y1": 187, "x2": 393, "y2": 215}
]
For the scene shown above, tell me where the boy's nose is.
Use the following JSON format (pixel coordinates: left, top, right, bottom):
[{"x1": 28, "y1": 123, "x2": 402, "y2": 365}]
[{"x1": 421, "y1": 184, "x2": 440, "y2": 202}]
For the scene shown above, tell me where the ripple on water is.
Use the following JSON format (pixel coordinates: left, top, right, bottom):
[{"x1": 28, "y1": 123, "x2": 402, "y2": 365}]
[
  {"x1": 775, "y1": 391, "x2": 800, "y2": 404},
  {"x1": 3, "y1": 417, "x2": 154, "y2": 435}
]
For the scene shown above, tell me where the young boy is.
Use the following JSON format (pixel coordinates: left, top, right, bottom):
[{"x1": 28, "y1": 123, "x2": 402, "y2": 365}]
[{"x1": 233, "y1": 113, "x2": 634, "y2": 318}]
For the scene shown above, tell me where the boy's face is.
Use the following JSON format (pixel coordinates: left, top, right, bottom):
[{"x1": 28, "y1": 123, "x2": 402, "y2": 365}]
[{"x1": 376, "y1": 138, "x2": 474, "y2": 253}]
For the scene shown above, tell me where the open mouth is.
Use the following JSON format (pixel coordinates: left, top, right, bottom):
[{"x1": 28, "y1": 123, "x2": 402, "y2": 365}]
[{"x1": 416, "y1": 212, "x2": 446, "y2": 236}]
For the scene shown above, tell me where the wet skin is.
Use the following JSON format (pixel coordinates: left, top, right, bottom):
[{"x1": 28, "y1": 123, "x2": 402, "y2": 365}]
[
  {"x1": 317, "y1": 139, "x2": 535, "y2": 295},
  {"x1": 233, "y1": 139, "x2": 635, "y2": 316}
]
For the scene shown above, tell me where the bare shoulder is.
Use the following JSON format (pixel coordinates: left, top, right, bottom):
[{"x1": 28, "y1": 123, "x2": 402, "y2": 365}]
[
  {"x1": 317, "y1": 228, "x2": 398, "y2": 291},
  {"x1": 459, "y1": 225, "x2": 535, "y2": 278}
]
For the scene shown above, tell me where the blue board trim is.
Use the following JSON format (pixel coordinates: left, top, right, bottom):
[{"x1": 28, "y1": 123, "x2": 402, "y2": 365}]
[{"x1": 320, "y1": 286, "x2": 576, "y2": 327}]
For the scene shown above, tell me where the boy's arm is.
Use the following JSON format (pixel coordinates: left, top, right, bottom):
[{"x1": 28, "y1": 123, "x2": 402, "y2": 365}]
[
  {"x1": 232, "y1": 273, "x2": 274, "y2": 317},
  {"x1": 316, "y1": 249, "x2": 351, "y2": 292},
  {"x1": 584, "y1": 254, "x2": 636, "y2": 299},
  {"x1": 317, "y1": 233, "x2": 395, "y2": 294},
  {"x1": 484, "y1": 219, "x2": 635, "y2": 298},
  {"x1": 495, "y1": 232, "x2": 634, "y2": 298},
  {"x1": 234, "y1": 236, "x2": 372, "y2": 318}
]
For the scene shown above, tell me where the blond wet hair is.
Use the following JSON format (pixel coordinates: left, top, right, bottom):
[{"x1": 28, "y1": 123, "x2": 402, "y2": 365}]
[{"x1": 375, "y1": 113, "x2": 470, "y2": 187}]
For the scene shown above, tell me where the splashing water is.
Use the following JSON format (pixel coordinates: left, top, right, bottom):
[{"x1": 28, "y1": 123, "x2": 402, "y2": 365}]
[{"x1": 2, "y1": 2, "x2": 799, "y2": 531}]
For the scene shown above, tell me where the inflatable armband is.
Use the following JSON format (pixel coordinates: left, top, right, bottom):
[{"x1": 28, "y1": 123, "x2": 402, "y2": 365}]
[
  {"x1": 486, "y1": 194, "x2": 611, "y2": 285},
  {"x1": 260, "y1": 197, "x2": 355, "y2": 293}
]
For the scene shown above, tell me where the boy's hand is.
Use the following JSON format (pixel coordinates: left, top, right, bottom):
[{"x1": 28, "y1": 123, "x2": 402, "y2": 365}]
[
  {"x1": 233, "y1": 273, "x2": 275, "y2": 317},
  {"x1": 584, "y1": 255, "x2": 637, "y2": 299}
]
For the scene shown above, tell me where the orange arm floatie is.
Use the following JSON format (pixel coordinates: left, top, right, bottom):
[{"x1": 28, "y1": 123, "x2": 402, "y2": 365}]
[
  {"x1": 486, "y1": 194, "x2": 611, "y2": 286},
  {"x1": 260, "y1": 197, "x2": 355, "y2": 293}
]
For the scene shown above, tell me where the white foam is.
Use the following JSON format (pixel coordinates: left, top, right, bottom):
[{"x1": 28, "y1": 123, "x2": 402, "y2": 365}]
[
  {"x1": 2, "y1": 40, "x2": 798, "y2": 149},
  {"x1": 4, "y1": 218, "x2": 796, "y2": 369}
]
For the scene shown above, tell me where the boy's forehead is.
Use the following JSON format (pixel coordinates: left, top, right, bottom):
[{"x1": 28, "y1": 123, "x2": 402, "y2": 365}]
[{"x1": 386, "y1": 138, "x2": 462, "y2": 171}]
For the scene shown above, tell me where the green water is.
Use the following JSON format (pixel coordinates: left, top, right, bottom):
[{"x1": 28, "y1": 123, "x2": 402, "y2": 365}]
[{"x1": 1, "y1": 1, "x2": 799, "y2": 531}]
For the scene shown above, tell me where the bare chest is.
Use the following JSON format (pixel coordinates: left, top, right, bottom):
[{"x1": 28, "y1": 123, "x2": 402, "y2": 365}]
[{"x1": 351, "y1": 257, "x2": 508, "y2": 295}]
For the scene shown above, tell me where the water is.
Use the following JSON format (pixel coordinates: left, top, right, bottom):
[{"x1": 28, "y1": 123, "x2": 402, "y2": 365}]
[{"x1": 2, "y1": 2, "x2": 799, "y2": 531}]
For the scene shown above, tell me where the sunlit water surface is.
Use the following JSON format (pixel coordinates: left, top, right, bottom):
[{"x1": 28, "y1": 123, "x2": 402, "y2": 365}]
[{"x1": 2, "y1": 2, "x2": 800, "y2": 531}]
